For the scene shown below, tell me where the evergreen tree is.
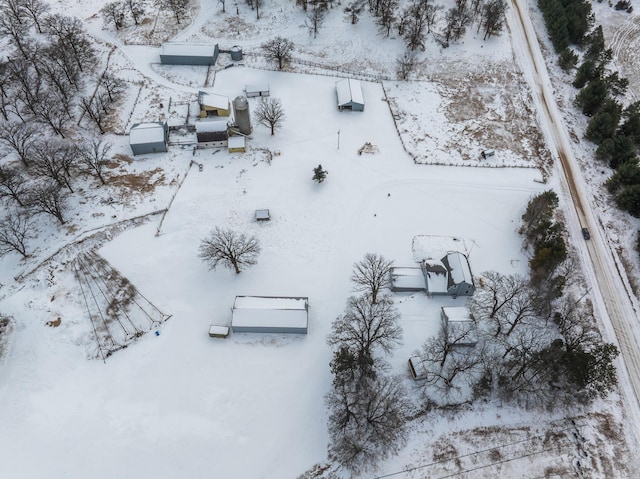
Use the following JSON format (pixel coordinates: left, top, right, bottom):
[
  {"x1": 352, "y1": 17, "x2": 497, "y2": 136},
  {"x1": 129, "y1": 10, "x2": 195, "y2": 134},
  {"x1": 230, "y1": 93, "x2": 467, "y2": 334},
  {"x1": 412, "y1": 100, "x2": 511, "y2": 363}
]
[
  {"x1": 606, "y1": 160, "x2": 640, "y2": 194},
  {"x1": 575, "y1": 79, "x2": 610, "y2": 116},
  {"x1": 585, "y1": 100, "x2": 622, "y2": 144},
  {"x1": 615, "y1": 184, "x2": 640, "y2": 217},
  {"x1": 312, "y1": 164, "x2": 328, "y2": 183},
  {"x1": 596, "y1": 135, "x2": 637, "y2": 169}
]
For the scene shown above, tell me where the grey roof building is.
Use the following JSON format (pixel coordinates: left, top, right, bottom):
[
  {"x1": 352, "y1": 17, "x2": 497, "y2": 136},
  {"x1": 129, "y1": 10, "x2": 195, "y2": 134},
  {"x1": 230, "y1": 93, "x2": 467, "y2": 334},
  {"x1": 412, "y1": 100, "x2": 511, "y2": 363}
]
[
  {"x1": 160, "y1": 42, "x2": 219, "y2": 65},
  {"x1": 423, "y1": 252, "x2": 475, "y2": 298},
  {"x1": 129, "y1": 122, "x2": 168, "y2": 156}
]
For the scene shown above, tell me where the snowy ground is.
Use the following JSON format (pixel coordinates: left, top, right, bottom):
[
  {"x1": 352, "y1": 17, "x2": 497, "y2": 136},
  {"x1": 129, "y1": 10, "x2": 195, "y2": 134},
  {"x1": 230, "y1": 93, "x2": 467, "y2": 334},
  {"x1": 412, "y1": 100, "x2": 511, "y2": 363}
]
[{"x1": 0, "y1": 0, "x2": 639, "y2": 477}]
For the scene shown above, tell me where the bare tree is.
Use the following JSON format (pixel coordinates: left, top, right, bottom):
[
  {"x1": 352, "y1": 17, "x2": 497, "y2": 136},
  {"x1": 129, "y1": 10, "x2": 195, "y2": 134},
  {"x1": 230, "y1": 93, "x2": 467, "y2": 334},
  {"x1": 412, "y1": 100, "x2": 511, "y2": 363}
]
[
  {"x1": 43, "y1": 14, "x2": 97, "y2": 73},
  {"x1": 20, "y1": 0, "x2": 50, "y2": 33},
  {"x1": 99, "y1": 73, "x2": 126, "y2": 103},
  {"x1": 31, "y1": 139, "x2": 77, "y2": 192},
  {"x1": 26, "y1": 181, "x2": 68, "y2": 224},
  {"x1": 0, "y1": 1, "x2": 33, "y2": 59},
  {"x1": 0, "y1": 121, "x2": 38, "y2": 167},
  {"x1": 468, "y1": 271, "x2": 529, "y2": 327},
  {"x1": 0, "y1": 211, "x2": 34, "y2": 258},
  {"x1": 199, "y1": 227, "x2": 261, "y2": 274},
  {"x1": 76, "y1": 138, "x2": 112, "y2": 185},
  {"x1": 326, "y1": 373, "x2": 409, "y2": 473},
  {"x1": 376, "y1": 0, "x2": 398, "y2": 36},
  {"x1": 416, "y1": 316, "x2": 483, "y2": 404},
  {"x1": 396, "y1": 50, "x2": 417, "y2": 80},
  {"x1": 402, "y1": 2, "x2": 427, "y2": 51},
  {"x1": 327, "y1": 295, "x2": 402, "y2": 359},
  {"x1": 101, "y1": 2, "x2": 127, "y2": 30},
  {"x1": 344, "y1": 0, "x2": 364, "y2": 25},
  {"x1": 350, "y1": 253, "x2": 393, "y2": 303},
  {"x1": 444, "y1": 1, "x2": 472, "y2": 42},
  {"x1": 261, "y1": 36, "x2": 295, "y2": 70},
  {"x1": 125, "y1": 0, "x2": 145, "y2": 24},
  {"x1": 156, "y1": 0, "x2": 189, "y2": 24},
  {"x1": 254, "y1": 97, "x2": 285, "y2": 135},
  {"x1": 481, "y1": 0, "x2": 507, "y2": 40},
  {"x1": 307, "y1": 4, "x2": 326, "y2": 39},
  {"x1": 0, "y1": 61, "x2": 13, "y2": 121},
  {"x1": 0, "y1": 165, "x2": 29, "y2": 207}
]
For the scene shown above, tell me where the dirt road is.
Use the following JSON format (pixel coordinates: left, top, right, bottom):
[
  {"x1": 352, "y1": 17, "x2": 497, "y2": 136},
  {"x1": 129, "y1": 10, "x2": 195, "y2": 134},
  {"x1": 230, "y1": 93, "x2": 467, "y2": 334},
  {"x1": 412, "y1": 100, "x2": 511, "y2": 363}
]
[{"x1": 508, "y1": 0, "x2": 640, "y2": 432}]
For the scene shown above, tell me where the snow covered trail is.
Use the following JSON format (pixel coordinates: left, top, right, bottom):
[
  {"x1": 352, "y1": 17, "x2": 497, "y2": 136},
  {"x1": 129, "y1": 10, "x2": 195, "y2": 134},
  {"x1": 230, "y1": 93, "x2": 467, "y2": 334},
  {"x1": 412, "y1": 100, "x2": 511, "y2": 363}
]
[{"x1": 509, "y1": 0, "x2": 640, "y2": 442}]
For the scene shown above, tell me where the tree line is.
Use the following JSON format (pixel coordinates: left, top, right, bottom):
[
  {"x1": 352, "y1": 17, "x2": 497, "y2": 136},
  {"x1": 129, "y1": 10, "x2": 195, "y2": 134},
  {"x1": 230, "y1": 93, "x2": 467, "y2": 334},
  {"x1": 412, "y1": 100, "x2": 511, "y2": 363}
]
[
  {"x1": 0, "y1": 0, "x2": 126, "y2": 258},
  {"x1": 538, "y1": 0, "x2": 640, "y2": 255}
]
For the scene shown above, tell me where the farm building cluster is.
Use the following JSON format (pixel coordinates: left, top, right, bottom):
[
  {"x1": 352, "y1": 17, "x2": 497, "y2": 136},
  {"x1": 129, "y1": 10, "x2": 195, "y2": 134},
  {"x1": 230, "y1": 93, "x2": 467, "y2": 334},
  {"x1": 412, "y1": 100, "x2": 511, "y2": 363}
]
[{"x1": 128, "y1": 42, "x2": 364, "y2": 156}]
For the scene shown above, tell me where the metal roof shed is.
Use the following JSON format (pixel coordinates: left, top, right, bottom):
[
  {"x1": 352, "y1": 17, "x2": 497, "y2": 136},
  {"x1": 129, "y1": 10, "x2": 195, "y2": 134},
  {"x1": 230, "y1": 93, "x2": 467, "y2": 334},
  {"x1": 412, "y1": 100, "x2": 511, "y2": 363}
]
[
  {"x1": 336, "y1": 78, "x2": 364, "y2": 111},
  {"x1": 160, "y1": 42, "x2": 219, "y2": 65},
  {"x1": 232, "y1": 296, "x2": 309, "y2": 334},
  {"x1": 129, "y1": 122, "x2": 168, "y2": 155}
]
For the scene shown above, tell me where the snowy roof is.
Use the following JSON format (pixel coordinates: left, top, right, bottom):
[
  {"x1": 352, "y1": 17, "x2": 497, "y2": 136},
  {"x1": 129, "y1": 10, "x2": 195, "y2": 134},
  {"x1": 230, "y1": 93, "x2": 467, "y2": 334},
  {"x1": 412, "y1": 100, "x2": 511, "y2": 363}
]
[
  {"x1": 228, "y1": 136, "x2": 245, "y2": 148},
  {"x1": 445, "y1": 252, "x2": 473, "y2": 285},
  {"x1": 129, "y1": 122, "x2": 166, "y2": 145},
  {"x1": 424, "y1": 260, "x2": 448, "y2": 293},
  {"x1": 390, "y1": 267, "x2": 426, "y2": 290},
  {"x1": 245, "y1": 84, "x2": 270, "y2": 93},
  {"x1": 442, "y1": 307, "x2": 472, "y2": 323},
  {"x1": 161, "y1": 42, "x2": 218, "y2": 57},
  {"x1": 195, "y1": 119, "x2": 228, "y2": 133},
  {"x1": 199, "y1": 92, "x2": 229, "y2": 110},
  {"x1": 336, "y1": 78, "x2": 364, "y2": 106},
  {"x1": 232, "y1": 296, "x2": 308, "y2": 330}
]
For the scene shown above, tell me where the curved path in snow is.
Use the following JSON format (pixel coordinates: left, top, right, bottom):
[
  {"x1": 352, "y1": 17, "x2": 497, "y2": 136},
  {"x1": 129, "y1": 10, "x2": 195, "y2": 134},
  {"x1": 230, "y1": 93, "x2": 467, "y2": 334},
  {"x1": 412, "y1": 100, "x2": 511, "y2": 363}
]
[{"x1": 508, "y1": 0, "x2": 640, "y2": 438}]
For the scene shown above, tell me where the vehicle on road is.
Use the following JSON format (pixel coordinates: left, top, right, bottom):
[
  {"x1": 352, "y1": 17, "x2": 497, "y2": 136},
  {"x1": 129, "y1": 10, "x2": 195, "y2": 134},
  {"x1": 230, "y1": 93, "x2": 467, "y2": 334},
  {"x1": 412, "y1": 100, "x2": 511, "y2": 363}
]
[{"x1": 582, "y1": 227, "x2": 591, "y2": 240}]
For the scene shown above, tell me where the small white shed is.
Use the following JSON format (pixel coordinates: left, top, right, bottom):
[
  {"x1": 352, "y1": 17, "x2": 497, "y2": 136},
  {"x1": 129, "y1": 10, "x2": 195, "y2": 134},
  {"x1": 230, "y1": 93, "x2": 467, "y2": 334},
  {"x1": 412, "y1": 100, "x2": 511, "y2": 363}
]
[
  {"x1": 244, "y1": 84, "x2": 270, "y2": 98},
  {"x1": 232, "y1": 296, "x2": 309, "y2": 334}
]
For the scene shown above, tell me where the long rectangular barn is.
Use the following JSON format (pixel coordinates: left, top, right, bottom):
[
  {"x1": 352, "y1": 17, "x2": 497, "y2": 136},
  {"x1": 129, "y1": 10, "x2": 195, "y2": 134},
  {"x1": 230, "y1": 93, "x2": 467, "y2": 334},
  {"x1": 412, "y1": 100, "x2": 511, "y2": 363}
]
[{"x1": 231, "y1": 296, "x2": 309, "y2": 334}]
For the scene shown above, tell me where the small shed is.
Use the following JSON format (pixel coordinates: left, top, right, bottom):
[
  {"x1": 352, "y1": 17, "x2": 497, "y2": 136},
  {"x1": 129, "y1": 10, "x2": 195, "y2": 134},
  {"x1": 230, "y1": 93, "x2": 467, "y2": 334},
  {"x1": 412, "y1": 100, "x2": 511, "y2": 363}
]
[
  {"x1": 199, "y1": 91, "x2": 231, "y2": 117},
  {"x1": 232, "y1": 296, "x2": 309, "y2": 334},
  {"x1": 208, "y1": 325, "x2": 230, "y2": 338},
  {"x1": 336, "y1": 78, "x2": 364, "y2": 111},
  {"x1": 195, "y1": 120, "x2": 228, "y2": 147},
  {"x1": 228, "y1": 136, "x2": 246, "y2": 153},
  {"x1": 441, "y1": 307, "x2": 478, "y2": 347},
  {"x1": 160, "y1": 42, "x2": 219, "y2": 65},
  {"x1": 255, "y1": 209, "x2": 270, "y2": 221},
  {"x1": 245, "y1": 84, "x2": 270, "y2": 98},
  {"x1": 129, "y1": 122, "x2": 168, "y2": 156}
]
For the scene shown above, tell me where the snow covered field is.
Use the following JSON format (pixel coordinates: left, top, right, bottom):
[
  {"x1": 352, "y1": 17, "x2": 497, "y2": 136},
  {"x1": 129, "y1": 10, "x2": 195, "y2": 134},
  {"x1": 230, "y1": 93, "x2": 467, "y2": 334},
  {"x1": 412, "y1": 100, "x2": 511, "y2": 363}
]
[{"x1": 1, "y1": 0, "x2": 639, "y2": 477}]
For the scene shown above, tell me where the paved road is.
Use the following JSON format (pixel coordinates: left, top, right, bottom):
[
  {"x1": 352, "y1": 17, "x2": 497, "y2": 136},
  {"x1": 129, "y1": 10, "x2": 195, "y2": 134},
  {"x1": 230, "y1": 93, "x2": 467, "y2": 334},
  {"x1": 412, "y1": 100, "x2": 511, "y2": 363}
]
[{"x1": 508, "y1": 0, "x2": 640, "y2": 429}]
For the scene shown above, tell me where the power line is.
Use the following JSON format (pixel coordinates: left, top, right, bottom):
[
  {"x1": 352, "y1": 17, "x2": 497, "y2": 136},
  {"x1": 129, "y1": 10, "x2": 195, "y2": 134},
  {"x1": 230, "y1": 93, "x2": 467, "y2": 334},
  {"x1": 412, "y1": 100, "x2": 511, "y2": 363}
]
[{"x1": 372, "y1": 425, "x2": 576, "y2": 479}]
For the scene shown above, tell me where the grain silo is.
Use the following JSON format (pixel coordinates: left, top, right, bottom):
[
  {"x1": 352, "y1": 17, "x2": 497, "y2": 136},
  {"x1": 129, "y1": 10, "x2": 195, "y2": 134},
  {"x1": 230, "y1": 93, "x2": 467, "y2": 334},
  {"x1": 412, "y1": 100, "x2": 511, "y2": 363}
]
[{"x1": 233, "y1": 96, "x2": 251, "y2": 135}]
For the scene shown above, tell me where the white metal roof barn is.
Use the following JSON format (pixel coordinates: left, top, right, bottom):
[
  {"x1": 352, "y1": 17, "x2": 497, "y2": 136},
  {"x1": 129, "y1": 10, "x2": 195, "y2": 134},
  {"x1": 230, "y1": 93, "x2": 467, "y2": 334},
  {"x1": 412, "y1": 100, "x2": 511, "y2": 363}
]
[
  {"x1": 335, "y1": 78, "x2": 364, "y2": 111},
  {"x1": 231, "y1": 296, "x2": 309, "y2": 334}
]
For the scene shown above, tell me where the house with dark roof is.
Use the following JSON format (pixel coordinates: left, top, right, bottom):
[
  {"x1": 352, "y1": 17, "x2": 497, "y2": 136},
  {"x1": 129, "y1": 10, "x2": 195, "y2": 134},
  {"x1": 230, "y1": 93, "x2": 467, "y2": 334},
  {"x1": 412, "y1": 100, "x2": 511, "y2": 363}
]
[{"x1": 422, "y1": 251, "x2": 475, "y2": 298}]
